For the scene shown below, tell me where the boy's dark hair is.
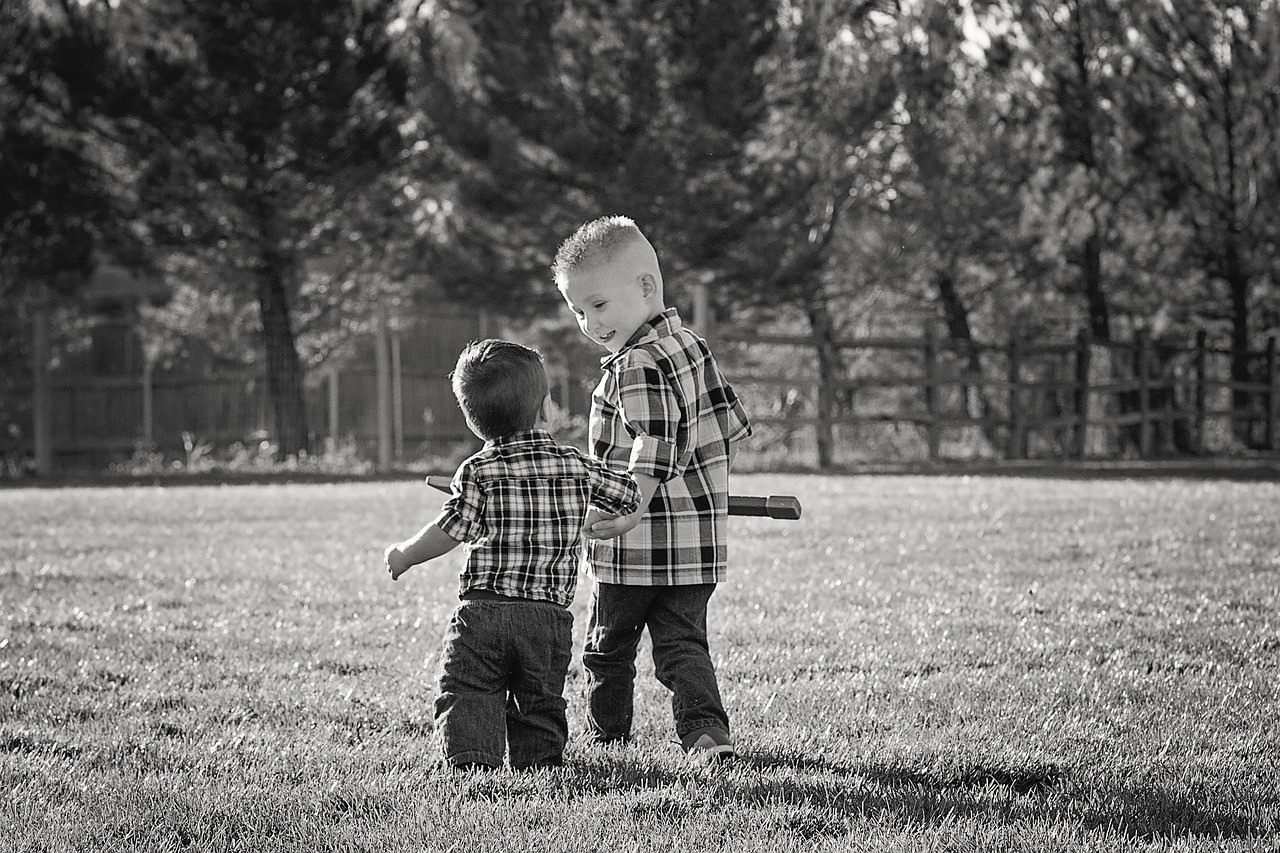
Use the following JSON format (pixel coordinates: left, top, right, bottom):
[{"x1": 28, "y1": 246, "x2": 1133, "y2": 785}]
[
  {"x1": 551, "y1": 215, "x2": 642, "y2": 282},
  {"x1": 451, "y1": 339, "x2": 549, "y2": 440}
]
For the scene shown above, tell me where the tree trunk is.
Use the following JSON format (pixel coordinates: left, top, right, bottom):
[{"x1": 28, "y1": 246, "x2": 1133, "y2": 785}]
[
  {"x1": 253, "y1": 202, "x2": 310, "y2": 459},
  {"x1": 1082, "y1": 229, "x2": 1111, "y2": 343},
  {"x1": 1225, "y1": 235, "x2": 1253, "y2": 446},
  {"x1": 1218, "y1": 61, "x2": 1254, "y2": 447},
  {"x1": 1062, "y1": 4, "x2": 1112, "y2": 344},
  {"x1": 934, "y1": 267, "x2": 1000, "y2": 447},
  {"x1": 803, "y1": 290, "x2": 845, "y2": 470}
]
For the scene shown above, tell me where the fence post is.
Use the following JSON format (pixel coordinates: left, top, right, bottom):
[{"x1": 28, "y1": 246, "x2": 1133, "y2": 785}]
[
  {"x1": 1194, "y1": 329, "x2": 1208, "y2": 454},
  {"x1": 326, "y1": 365, "x2": 340, "y2": 454},
  {"x1": 391, "y1": 328, "x2": 404, "y2": 463},
  {"x1": 374, "y1": 306, "x2": 392, "y2": 471},
  {"x1": 141, "y1": 356, "x2": 155, "y2": 447},
  {"x1": 1161, "y1": 344, "x2": 1176, "y2": 456},
  {"x1": 1006, "y1": 335, "x2": 1023, "y2": 460},
  {"x1": 923, "y1": 324, "x2": 940, "y2": 460},
  {"x1": 1267, "y1": 336, "x2": 1279, "y2": 452},
  {"x1": 692, "y1": 282, "x2": 714, "y2": 346},
  {"x1": 1136, "y1": 330, "x2": 1152, "y2": 457},
  {"x1": 32, "y1": 293, "x2": 53, "y2": 477},
  {"x1": 1074, "y1": 329, "x2": 1091, "y2": 459}
]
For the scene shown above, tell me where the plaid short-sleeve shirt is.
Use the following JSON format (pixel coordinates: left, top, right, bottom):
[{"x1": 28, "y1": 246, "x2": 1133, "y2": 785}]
[
  {"x1": 434, "y1": 429, "x2": 641, "y2": 606},
  {"x1": 587, "y1": 308, "x2": 752, "y2": 585}
]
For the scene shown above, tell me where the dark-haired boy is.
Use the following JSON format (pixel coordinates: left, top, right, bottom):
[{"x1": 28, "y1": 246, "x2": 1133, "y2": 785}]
[{"x1": 384, "y1": 339, "x2": 641, "y2": 770}]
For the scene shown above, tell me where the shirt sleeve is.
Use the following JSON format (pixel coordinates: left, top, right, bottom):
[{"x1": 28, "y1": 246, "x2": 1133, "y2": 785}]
[
  {"x1": 433, "y1": 462, "x2": 487, "y2": 543},
  {"x1": 615, "y1": 357, "x2": 683, "y2": 483},
  {"x1": 586, "y1": 457, "x2": 643, "y2": 517},
  {"x1": 726, "y1": 381, "x2": 752, "y2": 443}
]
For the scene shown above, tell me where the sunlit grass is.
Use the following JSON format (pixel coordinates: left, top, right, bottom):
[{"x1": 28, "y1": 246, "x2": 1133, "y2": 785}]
[{"x1": 2, "y1": 475, "x2": 1278, "y2": 850}]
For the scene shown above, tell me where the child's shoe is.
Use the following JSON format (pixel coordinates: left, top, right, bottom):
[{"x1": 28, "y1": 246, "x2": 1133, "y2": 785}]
[{"x1": 681, "y1": 729, "x2": 735, "y2": 762}]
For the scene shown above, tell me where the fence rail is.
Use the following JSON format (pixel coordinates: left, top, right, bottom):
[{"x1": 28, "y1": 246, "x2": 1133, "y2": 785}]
[
  {"x1": 717, "y1": 327, "x2": 1280, "y2": 466},
  {"x1": 7, "y1": 325, "x2": 1278, "y2": 471}
]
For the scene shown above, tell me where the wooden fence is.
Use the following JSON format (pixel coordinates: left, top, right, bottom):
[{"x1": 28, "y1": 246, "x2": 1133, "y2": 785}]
[
  {"x1": 3, "y1": 365, "x2": 478, "y2": 472},
  {"x1": 7, "y1": 324, "x2": 1278, "y2": 472},
  {"x1": 718, "y1": 327, "x2": 1280, "y2": 466},
  {"x1": 4, "y1": 328, "x2": 581, "y2": 472}
]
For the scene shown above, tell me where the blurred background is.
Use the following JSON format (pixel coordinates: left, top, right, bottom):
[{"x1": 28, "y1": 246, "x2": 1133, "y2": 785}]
[{"x1": 2, "y1": 0, "x2": 1277, "y2": 476}]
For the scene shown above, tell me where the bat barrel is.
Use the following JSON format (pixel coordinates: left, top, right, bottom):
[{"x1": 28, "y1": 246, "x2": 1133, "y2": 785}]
[{"x1": 728, "y1": 495, "x2": 802, "y2": 520}]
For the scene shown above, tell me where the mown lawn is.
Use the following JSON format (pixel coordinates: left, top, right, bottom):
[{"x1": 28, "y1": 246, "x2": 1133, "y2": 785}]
[{"x1": 2, "y1": 474, "x2": 1278, "y2": 851}]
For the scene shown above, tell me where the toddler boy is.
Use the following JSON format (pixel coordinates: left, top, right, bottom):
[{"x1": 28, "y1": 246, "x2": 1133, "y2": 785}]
[{"x1": 384, "y1": 339, "x2": 641, "y2": 770}]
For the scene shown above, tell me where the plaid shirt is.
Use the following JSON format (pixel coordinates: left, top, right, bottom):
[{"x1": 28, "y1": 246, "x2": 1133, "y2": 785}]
[
  {"x1": 587, "y1": 307, "x2": 751, "y2": 585},
  {"x1": 434, "y1": 429, "x2": 641, "y2": 606}
]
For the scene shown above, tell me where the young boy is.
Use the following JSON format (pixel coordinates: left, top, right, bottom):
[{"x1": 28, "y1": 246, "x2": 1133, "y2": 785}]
[
  {"x1": 553, "y1": 215, "x2": 752, "y2": 761},
  {"x1": 383, "y1": 339, "x2": 641, "y2": 771}
]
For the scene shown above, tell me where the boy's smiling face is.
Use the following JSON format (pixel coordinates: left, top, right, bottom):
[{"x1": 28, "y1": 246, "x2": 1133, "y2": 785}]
[{"x1": 559, "y1": 260, "x2": 660, "y2": 354}]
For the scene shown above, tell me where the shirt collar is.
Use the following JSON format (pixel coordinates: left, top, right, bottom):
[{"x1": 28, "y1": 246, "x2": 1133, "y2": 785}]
[
  {"x1": 599, "y1": 307, "x2": 682, "y2": 369},
  {"x1": 485, "y1": 428, "x2": 555, "y2": 449}
]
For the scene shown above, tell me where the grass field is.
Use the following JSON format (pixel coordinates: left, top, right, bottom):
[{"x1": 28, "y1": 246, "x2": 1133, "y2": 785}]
[{"x1": 2, "y1": 473, "x2": 1278, "y2": 851}]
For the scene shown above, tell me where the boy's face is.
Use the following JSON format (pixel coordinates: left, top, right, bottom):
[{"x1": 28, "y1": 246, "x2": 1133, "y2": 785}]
[{"x1": 559, "y1": 262, "x2": 658, "y2": 354}]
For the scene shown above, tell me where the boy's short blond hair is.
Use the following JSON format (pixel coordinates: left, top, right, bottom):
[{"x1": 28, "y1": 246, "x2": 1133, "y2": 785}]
[{"x1": 551, "y1": 215, "x2": 646, "y2": 284}]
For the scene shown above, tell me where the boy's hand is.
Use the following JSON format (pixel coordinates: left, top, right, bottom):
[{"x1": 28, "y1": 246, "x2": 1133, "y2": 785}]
[
  {"x1": 586, "y1": 472, "x2": 657, "y2": 540},
  {"x1": 384, "y1": 544, "x2": 412, "y2": 581},
  {"x1": 585, "y1": 508, "x2": 643, "y2": 540},
  {"x1": 582, "y1": 506, "x2": 616, "y2": 537}
]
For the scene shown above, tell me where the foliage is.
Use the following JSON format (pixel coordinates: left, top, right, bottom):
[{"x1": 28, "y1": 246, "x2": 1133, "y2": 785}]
[
  {"x1": 106, "y1": 432, "x2": 374, "y2": 478},
  {"x1": 0, "y1": 0, "x2": 154, "y2": 301},
  {"x1": 1122, "y1": 1, "x2": 1280, "y2": 364},
  {"x1": 397, "y1": 0, "x2": 779, "y2": 313}
]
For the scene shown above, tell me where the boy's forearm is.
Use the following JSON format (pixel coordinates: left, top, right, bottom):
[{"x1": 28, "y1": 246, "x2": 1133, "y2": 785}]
[
  {"x1": 585, "y1": 471, "x2": 660, "y2": 540},
  {"x1": 396, "y1": 521, "x2": 461, "y2": 567},
  {"x1": 630, "y1": 472, "x2": 661, "y2": 512}
]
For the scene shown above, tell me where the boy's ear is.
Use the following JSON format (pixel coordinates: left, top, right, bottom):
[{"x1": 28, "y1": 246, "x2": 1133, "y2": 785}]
[
  {"x1": 638, "y1": 273, "x2": 657, "y2": 298},
  {"x1": 537, "y1": 395, "x2": 552, "y2": 425}
]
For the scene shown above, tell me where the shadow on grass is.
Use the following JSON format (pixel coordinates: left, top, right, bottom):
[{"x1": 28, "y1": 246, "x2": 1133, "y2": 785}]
[
  {"x1": 746, "y1": 752, "x2": 1063, "y2": 795},
  {"x1": 550, "y1": 749, "x2": 1271, "y2": 845},
  {"x1": 744, "y1": 751, "x2": 1269, "y2": 844}
]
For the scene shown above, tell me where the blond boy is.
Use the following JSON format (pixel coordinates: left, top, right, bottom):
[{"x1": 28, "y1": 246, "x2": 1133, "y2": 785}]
[{"x1": 554, "y1": 216, "x2": 751, "y2": 760}]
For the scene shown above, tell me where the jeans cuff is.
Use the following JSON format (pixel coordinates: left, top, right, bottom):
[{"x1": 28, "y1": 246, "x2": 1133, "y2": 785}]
[
  {"x1": 676, "y1": 720, "x2": 730, "y2": 740},
  {"x1": 445, "y1": 748, "x2": 502, "y2": 768}
]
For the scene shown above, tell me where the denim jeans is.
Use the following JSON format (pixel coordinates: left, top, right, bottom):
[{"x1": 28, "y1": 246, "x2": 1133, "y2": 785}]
[
  {"x1": 434, "y1": 598, "x2": 573, "y2": 769},
  {"x1": 582, "y1": 582, "x2": 729, "y2": 743}
]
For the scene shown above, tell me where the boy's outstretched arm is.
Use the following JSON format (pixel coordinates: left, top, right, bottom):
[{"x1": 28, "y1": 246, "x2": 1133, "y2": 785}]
[
  {"x1": 585, "y1": 472, "x2": 660, "y2": 540},
  {"x1": 384, "y1": 522, "x2": 461, "y2": 581}
]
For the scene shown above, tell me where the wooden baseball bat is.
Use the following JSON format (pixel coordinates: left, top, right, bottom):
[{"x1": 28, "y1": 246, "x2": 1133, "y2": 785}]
[{"x1": 424, "y1": 476, "x2": 801, "y2": 520}]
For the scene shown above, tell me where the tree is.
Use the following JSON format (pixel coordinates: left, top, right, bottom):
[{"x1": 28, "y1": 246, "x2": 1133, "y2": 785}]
[
  {"x1": 400, "y1": 0, "x2": 777, "y2": 316},
  {"x1": 1002, "y1": 0, "x2": 1145, "y2": 343},
  {"x1": 709, "y1": 0, "x2": 898, "y2": 467},
  {"x1": 888, "y1": 0, "x2": 1043, "y2": 443},
  {"x1": 135, "y1": 0, "x2": 412, "y2": 457},
  {"x1": 1126, "y1": 0, "x2": 1280, "y2": 443},
  {"x1": 1, "y1": 0, "x2": 163, "y2": 471},
  {"x1": 0, "y1": 0, "x2": 152, "y2": 303}
]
